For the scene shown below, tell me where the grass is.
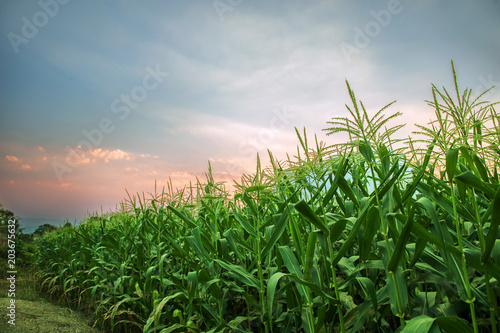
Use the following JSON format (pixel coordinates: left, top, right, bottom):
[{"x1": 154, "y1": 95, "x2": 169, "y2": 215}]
[
  {"x1": 0, "y1": 270, "x2": 38, "y2": 301},
  {"x1": 0, "y1": 267, "x2": 99, "y2": 332},
  {"x1": 0, "y1": 297, "x2": 100, "y2": 333},
  {"x1": 34, "y1": 61, "x2": 499, "y2": 332}
]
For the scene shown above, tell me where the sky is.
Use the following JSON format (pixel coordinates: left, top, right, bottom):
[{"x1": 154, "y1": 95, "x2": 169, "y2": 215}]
[{"x1": 1, "y1": 0, "x2": 499, "y2": 229}]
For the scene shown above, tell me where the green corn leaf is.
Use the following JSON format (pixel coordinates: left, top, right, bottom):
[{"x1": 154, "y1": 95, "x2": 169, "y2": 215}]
[
  {"x1": 144, "y1": 292, "x2": 187, "y2": 332},
  {"x1": 411, "y1": 219, "x2": 500, "y2": 281},
  {"x1": 434, "y1": 316, "x2": 473, "y2": 333},
  {"x1": 387, "y1": 215, "x2": 412, "y2": 273},
  {"x1": 372, "y1": 161, "x2": 406, "y2": 199},
  {"x1": 420, "y1": 197, "x2": 470, "y2": 302},
  {"x1": 242, "y1": 192, "x2": 259, "y2": 217},
  {"x1": 329, "y1": 217, "x2": 349, "y2": 243},
  {"x1": 409, "y1": 236, "x2": 429, "y2": 269},
  {"x1": 360, "y1": 206, "x2": 380, "y2": 262},
  {"x1": 401, "y1": 138, "x2": 436, "y2": 203},
  {"x1": 223, "y1": 229, "x2": 244, "y2": 262},
  {"x1": 458, "y1": 146, "x2": 484, "y2": 179},
  {"x1": 379, "y1": 242, "x2": 408, "y2": 317},
  {"x1": 108, "y1": 295, "x2": 140, "y2": 328},
  {"x1": 267, "y1": 272, "x2": 287, "y2": 322},
  {"x1": 391, "y1": 185, "x2": 405, "y2": 214},
  {"x1": 162, "y1": 231, "x2": 188, "y2": 257},
  {"x1": 200, "y1": 229, "x2": 217, "y2": 256},
  {"x1": 481, "y1": 187, "x2": 500, "y2": 264},
  {"x1": 321, "y1": 160, "x2": 346, "y2": 209},
  {"x1": 186, "y1": 234, "x2": 209, "y2": 261},
  {"x1": 346, "y1": 259, "x2": 385, "y2": 278},
  {"x1": 424, "y1": 185, "x2": 476, "y2": 223},
  {"x1": 232, "y1": 211, "x2": 258, "y2": 238},
  {"x1": 167, "y1": 205, "x2": 197, "y2": 229},
  {"x1": 201, "y1": 278, "x2": 223, "y2": 299},
  {"x1": 278, "y1": 246, "x2": 310, "y2": 302},
  {"x1": 200, "y1": 303, "x2": 220, "y2": 326},
  {"x1": 269, "y1": 272, "x2": 339, "y2": 306},
  {"x1": 359, "y1": 140, "x2": 375, "y2": 163},
  {"x1": 455, "y1": 171, "x2": 496, "y2": 199},
  {"x1": 217, "y1": 238, "x2": 228, "y2": 259},
  {"x1": 355, "y1": 277, "x2": 378, "y2": 319},
  {"x1": 472, "y1": 154, "x2": 489, "y2": 181},
  {"x1": 214, "y1": 259, "x2": 261, "y2": 290},
  {"x1": 401, "y1": 315, "x2": 436, "y2": 333},
  {"x1": 314, "y1": 304, "x2": 328, "y2": 333},
  {"x1": 244, "y1": 185, "x2": 268, "y2": 193},
  {"x1": 388, "y1": 198, "x2": 432, "y2": 272},
  {"x1": 158, "y1": 323, "x2": 184, "y2": 333},
  {"x1": 301, "y1": 306, "x2": 314, "y2": 333},
  {"x1": 213, "y1": 317, "x2": 255, "y2": 333},
  {"x1": 438, "y1": 251, "x2": 467, "y2": 302},
  {"x1": 261, "y1": 212, "x2": 289, "y2": 259},
  {"x1": 294, "y1": 200, "x2": 329, "y2": 235},
  {"x1": 187, "y1": 271, "x2": 198, "y2": 302},
  {"x1": 337, "y1": 174, "x2": 360, "y2": 208},
  {"x1": 303, "y1": 232, "x2": 317, "y2": 281},
  {"x1": 278, "y1": 246, "x2": 303, "y2": 278},
  {"x1": 491, "y1": 239, "x2": 500, "y2": 264},
  {"x1": 332, "y1": 198, "x2": 375, "y2": 267},
  {"x1": 344, "y1": 285, "x2": 389, "y2": 331}
]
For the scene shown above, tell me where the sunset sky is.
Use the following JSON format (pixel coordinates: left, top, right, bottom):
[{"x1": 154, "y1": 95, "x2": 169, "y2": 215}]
[{"x1": 1, "y1": 0, "x2": 499, "y2": 230}]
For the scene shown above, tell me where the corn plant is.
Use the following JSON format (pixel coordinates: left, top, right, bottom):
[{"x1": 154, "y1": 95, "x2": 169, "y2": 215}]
[{"x1": 35, "y1": 62, "x2": 499, "y2": 333}]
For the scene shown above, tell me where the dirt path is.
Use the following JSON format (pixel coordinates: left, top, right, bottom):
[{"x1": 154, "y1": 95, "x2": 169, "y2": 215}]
[{"x1": 0, "y1": 297, "x2": 100, "y2": 333}]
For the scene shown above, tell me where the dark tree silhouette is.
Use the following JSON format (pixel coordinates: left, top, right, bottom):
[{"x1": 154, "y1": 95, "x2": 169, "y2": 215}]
[{"x1": 34, "y1": 223, "x2": 58, "y2": 236}]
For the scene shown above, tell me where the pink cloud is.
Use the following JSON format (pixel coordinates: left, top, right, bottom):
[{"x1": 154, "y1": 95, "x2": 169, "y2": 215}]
[
  {"x1": 89, "y1": 148, "x2": 132, "y2": 163},
  {"x1": 1, "y1": 143, "x2": 243, "y2": 221},
  {"x1": 38, "y1": 146, "x2": 45, "y2": 152}
]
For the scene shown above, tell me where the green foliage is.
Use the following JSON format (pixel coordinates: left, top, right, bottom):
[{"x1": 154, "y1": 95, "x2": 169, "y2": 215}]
[
  {"x1": 0, "y1": 205, "x2": 35, "y2": 275},
  {"x1": 34, "y1": 223, "x2": 58, "y2": 237},
  {"x1": 34, "y1": 62, "x2": 500, "y2": 332}
]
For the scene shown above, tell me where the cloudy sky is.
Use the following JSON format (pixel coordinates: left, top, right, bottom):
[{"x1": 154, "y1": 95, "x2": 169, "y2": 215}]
[{"x1": 1, "y1": 0, "x2": 499, "y2": 227}]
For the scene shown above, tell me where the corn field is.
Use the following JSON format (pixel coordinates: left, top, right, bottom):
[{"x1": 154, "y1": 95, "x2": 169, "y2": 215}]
[{"x1": 36, "y1": 62, "x2": 500, "y2": 332}]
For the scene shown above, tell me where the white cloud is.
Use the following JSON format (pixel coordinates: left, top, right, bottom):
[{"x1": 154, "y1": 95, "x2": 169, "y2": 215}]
[{"x1": 89, "y1": 148, "x2": 132, "y2": 163}]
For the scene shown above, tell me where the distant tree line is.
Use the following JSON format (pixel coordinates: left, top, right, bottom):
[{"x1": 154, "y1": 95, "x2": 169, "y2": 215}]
[{"x1": 0, "y1": 204, "x2": 71, "y2": 278}]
